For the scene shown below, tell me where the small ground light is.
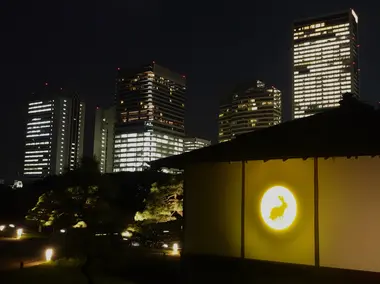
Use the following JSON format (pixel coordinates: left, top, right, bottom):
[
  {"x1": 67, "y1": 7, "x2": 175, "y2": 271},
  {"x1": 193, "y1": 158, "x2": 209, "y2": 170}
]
[
  {"x1": 16, "y1": 229, "x2": 23, "y2": 239},
  {"x1": 60, "y1": 229, "x2": 66, "y2": 233},
  {"x1": 172, "y1": 243, "x2": 179, "y2": 255},
  {"x1": 9, "y1": 224, "x2": 15, "y2": 228},
  {"x1": 45, "y1": 248, "x2": 53, "y2": 262},
  {"x1": 0, "y1": 225, "x2": 5, "y2": 231}
]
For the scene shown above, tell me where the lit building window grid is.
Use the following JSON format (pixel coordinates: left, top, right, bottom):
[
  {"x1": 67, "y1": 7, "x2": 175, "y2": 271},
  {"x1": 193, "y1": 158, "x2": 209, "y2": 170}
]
[
  {"x1": 24, "y1": 96, "x2": 85, "y2": 178},
  {"x1": 114, "y1": 63, "x2": 186, "y2": 172},
  {"x1": 293, "y1": 10, "x2": 359, "y2": 118},
  {"x1": 218, "y1": 81, "x2": 281, "y2": 142}
]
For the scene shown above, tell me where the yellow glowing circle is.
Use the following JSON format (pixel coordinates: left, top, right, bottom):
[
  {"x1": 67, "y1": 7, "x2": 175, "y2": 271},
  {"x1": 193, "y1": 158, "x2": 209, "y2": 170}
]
[{"x1": 260, "y1": 186, "x2": 297, "y2": 231}]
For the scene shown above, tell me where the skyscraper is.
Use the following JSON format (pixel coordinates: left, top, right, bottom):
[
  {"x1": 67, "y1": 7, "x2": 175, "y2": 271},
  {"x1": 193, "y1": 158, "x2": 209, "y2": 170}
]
[
  {"x1": 184, "y1": 137, "x2": 211, "y2": 152},
  {"x1": 218, "y1": 80, "x2": 282, "y2": 142},
  {"x1": 23, "y1": 91, "x2": 85, "y2": 178},
  {"x1": 113, "y1": 63, "x2": 185, "y2": 172},
  {"x1": 218, "y1": 102, "x2": 232, "y2": 143},
  {"x1": 293, "y1": 9, "x2": 359, "y2": 119},
  {"x1": 93, "y1": 106, "x2": 116, "y2": 173}
]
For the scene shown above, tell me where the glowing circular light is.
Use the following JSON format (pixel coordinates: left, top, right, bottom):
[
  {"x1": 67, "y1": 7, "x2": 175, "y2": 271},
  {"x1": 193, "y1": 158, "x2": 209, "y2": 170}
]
[{"x1": 260, "y1": 186, "x2": 297, "y2": 231}]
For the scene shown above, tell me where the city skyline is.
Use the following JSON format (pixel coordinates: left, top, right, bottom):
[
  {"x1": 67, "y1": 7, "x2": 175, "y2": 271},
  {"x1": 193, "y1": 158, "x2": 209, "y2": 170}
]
[{"x1": 1, "y1": 2, "x2": 378, "y2": 179}]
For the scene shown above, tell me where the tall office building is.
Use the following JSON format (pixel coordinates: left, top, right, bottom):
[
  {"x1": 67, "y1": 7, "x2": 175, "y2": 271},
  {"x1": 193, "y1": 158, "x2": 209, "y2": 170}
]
[
  {"x1": 184, "y1": 137, "x2": 211, "y2": 152},
  {"x1": 23, "y1": 91, "x2": 85, "y2": 178},
  {"x1": 113, "y1": 62, "x2": 185, "y2": 172},
  {"x1": 293, "y1": 9, "x2": 359, "y2": 119},
  {"x1": 219, "y1": 102, "x2": 232, "y2": 143},
  {"x1": 218, "y1": 80, "x2": 281, "y2": 143},
  {"x1": 93, "y1": 106, "x2": 116, "y2": 173}
]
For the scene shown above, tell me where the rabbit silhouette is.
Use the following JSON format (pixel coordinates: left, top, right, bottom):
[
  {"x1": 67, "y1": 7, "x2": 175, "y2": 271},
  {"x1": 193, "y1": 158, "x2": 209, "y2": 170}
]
[{"x1": 269, "y1": 196, "x2": 288, "y2": 221}]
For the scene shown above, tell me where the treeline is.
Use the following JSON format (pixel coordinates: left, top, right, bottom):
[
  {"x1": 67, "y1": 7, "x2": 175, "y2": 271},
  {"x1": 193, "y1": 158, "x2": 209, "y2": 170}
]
[{"x1": 0, "y1": 157, "x2": 180, "y2": 229}]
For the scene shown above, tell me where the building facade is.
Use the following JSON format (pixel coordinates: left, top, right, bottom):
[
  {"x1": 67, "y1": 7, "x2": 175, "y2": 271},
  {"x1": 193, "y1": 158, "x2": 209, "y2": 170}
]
[
  {"x1": 93, "y1": 106, "x2": 116, "y2": 173},
  {"x1": 23, "y1": 91, "x2": 85, "y2": 178},
  {"x1": 218, "y1": 103, "x2": 232, "y2": 143},
  {"x1": 218, "y1": 80, "x2": 281, "y2": 143},
  {"x1": 184, "y1": 137, "x2": 211, "y2": 152},
  {"x1": 293, "y1": 9, "x2": 359, "y2": 119},
  {"x1": 113, "y1": 63, "x2": 185, "y2": 172}
]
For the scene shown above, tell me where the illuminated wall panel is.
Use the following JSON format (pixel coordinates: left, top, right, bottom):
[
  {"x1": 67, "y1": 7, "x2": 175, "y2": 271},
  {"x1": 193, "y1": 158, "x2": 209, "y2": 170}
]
[
  {"x1": 319, "y1": 157, "x2": 380, "y2": 272},
  {"x1": 245, "y1": 159, "x2": 315, "y2": 265},
  {"x1": 184, "y1": 162, "x2": 242, "y2": 257}
]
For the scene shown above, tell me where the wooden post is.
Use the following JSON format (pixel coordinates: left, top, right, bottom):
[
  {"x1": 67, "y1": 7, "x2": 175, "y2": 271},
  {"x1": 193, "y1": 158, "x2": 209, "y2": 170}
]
[
  {"x1": 241, "y1": 161, "x2": 246, "y2": 259},
  {"x1": 314, "y1": 158, "x2": 320, "y2": 268}
]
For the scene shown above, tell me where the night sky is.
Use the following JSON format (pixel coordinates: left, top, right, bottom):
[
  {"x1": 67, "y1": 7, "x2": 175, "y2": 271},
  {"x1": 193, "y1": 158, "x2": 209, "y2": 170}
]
[{"x1": 0, "y1": 0, "x2": 378, "y2": 180}]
